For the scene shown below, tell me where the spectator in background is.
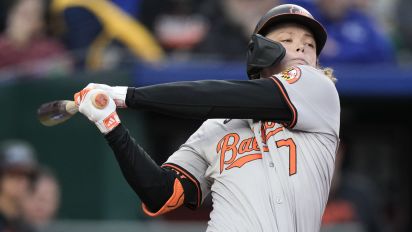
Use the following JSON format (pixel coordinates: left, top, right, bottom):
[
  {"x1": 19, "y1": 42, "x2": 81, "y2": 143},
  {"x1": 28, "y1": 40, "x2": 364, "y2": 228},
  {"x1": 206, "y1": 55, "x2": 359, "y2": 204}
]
[
  {"x1": 50, "y1": 0, "x2": 164, "y2": 70},
  {"x1": 285, "y1": 0, "x2": 395, "y2": 65},
  {"x1": 150, "y1": 0, "x2": 209, "y2": 59},
  {"x1": 192, "y1": 0, "x2": 277, "y2": 60},
  {"x1": 138, "y1": 0, "x2": 207, "y2": 59},
  {"x1": 139, "y1": 0, "x2": 276, "y2": 60},
  {"x1": 22, "y1": 167, "x2": 60, "y2": 232},
  {"x1": 0, "y1": 0, "x2": 71, "y2": 78},
  {"x1": 0, "y1": 140, "x2": 37, "y2": 232},
  {"x1": 194, "y1": 0, "x2": 278, "y2": 61}
]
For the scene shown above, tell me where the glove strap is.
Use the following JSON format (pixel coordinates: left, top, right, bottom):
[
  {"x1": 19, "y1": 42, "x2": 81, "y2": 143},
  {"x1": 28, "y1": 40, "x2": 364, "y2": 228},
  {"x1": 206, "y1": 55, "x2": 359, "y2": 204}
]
[{"x1": 95, "y1": 112, "x2": 121, "y2": 134}]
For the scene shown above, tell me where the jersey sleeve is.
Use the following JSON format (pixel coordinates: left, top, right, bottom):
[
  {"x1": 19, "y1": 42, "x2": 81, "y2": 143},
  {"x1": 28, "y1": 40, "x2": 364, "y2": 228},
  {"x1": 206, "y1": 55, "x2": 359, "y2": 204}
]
[
  {"x1": 270, "y1": 65, "x2": 340, "y2": 137},
  {"x1": 163, "y1": 122, "x2": 211, "y2": 208}
]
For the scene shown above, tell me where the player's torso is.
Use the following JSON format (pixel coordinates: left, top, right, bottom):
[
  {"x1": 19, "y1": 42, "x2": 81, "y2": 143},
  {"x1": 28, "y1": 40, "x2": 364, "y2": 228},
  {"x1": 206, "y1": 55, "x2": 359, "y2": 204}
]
[{"x1": 201, "y1": 119, "x2": 338, "y2": 232}]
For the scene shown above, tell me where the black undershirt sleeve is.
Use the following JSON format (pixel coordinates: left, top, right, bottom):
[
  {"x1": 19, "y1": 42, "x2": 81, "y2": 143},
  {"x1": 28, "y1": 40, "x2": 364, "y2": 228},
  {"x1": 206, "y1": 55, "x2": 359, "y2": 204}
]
[
  {"x1": 125, "y1": 78, "x2": 291, "y2": 122},
  {"x1": 105, "y1": 124, "x2": 198, "y2": 213},
  {"x1": 105, "y1": 78, "x2": 292, "y2": 214}
]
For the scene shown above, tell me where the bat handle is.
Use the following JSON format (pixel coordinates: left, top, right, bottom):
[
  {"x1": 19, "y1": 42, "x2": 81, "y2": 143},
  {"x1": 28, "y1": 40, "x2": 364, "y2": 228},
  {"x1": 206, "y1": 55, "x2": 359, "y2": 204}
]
[{"x1": 65, "y1": 101, "x2": 78, "y2": 115}]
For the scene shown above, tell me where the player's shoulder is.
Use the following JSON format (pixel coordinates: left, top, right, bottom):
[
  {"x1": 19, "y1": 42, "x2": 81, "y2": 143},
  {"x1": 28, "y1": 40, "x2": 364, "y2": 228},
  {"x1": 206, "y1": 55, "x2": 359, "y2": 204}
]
[
  {"x1": 297, "y1": 65, "x2": 322, "y2": 74},
  {"x1": 275, "y1": 65, "x2": 329, "y2": 81},
  {"x1": 298, "y1": 65, "x2": 330, "y2": 78},
  {"x1": 274, "y1": 65, "x2": 336, "y2": 89}
]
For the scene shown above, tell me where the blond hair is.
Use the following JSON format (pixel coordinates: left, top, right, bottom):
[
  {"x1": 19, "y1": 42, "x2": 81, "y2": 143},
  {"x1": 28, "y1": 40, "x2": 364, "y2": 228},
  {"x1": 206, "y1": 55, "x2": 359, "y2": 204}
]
[{"x1": 320, "y1": 67, "x2": 337, "y2": 83}]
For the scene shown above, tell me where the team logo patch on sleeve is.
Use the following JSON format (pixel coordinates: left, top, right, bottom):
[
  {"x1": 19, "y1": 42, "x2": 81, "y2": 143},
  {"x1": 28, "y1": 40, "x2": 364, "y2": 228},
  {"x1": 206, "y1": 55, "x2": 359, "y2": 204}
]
[{"x1": 281, "y1": 67, "x2": 301, "y2": 84}]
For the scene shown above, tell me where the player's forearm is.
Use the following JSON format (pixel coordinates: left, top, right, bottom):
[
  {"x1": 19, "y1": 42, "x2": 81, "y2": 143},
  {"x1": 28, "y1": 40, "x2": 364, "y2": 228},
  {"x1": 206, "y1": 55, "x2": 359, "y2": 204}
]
[
  {"x1": 125, "y1": 79, "x2": 292, "y2": 121},
  {"x1": 104, "y1": 124, "x2": 175, "y2": 212}
]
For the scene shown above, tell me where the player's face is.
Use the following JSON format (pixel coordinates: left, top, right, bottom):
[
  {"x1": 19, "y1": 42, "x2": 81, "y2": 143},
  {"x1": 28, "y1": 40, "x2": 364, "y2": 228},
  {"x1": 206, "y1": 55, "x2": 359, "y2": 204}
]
[{"x1": 261, "y1": 23, "x2": 317, "y2": 76}]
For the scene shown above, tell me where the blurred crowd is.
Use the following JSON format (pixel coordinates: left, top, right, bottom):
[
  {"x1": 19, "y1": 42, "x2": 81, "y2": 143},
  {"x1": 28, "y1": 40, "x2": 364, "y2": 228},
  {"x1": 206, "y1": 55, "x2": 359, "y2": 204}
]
[
  {"x1": 0, "y1": 140, "x2": 60, "y2": 232},
  {"x1": 0, "y1": 0, "x2": 410, "y2": 79}
]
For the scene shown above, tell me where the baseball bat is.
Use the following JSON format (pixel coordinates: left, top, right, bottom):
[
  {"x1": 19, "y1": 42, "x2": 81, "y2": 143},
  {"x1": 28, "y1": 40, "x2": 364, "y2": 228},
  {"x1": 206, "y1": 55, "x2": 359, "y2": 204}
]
[{"x1": 37, "y1": 93, "x2": 108, "y2": 127}]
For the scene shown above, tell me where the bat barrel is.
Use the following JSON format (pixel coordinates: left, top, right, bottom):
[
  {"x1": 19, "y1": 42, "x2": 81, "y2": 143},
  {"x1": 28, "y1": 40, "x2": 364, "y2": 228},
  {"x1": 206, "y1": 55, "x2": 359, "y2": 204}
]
[{"x1": 38, "y1": 100, "x2": 78, "y2": 127}]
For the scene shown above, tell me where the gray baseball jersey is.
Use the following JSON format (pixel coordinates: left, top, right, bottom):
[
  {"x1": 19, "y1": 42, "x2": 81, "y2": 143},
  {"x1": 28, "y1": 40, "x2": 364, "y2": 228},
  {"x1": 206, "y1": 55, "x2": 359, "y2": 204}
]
[{"x1": 165, "y1": 65, "x2": 340, "y2": 232}]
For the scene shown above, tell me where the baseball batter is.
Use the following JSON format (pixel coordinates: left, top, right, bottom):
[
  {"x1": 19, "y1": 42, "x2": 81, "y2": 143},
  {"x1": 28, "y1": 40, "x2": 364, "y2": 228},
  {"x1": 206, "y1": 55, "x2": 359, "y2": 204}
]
[{"x1": 74, "y1": 4, "x2": 340, "y2": 232}]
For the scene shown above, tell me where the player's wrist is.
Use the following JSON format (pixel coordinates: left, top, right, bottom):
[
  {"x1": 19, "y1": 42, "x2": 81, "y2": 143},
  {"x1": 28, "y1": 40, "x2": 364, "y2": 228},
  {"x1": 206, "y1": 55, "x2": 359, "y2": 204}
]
[{"x1": 112, "y1": 86, "x2": 128, "y2": 108}]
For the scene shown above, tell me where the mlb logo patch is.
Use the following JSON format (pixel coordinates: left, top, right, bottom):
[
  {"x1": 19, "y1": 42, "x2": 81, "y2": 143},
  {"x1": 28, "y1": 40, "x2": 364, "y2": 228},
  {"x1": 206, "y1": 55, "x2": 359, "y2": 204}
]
[
  {"x1": 281, "y1": 67, "x2": 301, "y2": 84},
  {"x1": 104, "y1": 112, "x2": 120, "y2": 130}
]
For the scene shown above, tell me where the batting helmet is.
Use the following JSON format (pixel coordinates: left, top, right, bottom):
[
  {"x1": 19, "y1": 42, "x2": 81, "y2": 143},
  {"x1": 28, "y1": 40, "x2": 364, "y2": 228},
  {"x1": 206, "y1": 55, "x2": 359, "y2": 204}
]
[
  {"x1": 254, "y1": 4, "x2": 327, "y2": 55},
  {"x1": 246, "y1": 4, "x2": 327, "y2": 79}
]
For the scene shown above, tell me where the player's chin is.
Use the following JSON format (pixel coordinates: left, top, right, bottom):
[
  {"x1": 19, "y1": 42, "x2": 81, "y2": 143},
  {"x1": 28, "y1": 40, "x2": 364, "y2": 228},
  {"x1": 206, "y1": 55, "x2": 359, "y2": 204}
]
[{"x1": 284, "y1": 60, "x2": 308, "y2": 68}]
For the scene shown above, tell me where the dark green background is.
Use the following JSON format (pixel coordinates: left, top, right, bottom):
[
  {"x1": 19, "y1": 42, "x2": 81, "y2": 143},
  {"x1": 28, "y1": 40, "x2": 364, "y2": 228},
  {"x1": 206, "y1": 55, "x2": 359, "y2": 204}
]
[{"x1": 0, "y1": 70, "x2": 148, "y2": 219}]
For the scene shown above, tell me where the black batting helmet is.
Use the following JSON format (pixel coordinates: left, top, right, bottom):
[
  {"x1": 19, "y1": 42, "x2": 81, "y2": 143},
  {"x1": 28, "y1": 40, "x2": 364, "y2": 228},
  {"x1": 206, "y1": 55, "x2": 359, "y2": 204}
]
[{"x1": 254, "y1": 4, "x2": 327, "y2": 55}]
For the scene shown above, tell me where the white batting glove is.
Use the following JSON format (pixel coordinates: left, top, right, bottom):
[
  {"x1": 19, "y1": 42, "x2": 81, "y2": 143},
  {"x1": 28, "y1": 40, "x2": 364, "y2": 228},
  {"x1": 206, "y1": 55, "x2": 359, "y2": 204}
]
[
  {"x1": 84, "y1": 83, "x2": 128, "y2": 108},
  {"x1": 76, "y1": 89, "x2": 121, "y2": 134}
]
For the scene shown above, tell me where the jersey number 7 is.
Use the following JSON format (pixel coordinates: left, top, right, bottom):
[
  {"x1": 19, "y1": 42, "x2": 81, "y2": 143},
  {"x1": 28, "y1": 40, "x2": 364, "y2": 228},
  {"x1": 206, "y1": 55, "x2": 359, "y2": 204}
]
[{"x1": 275, "y1": 138, "x2": 297, "y2": 176}]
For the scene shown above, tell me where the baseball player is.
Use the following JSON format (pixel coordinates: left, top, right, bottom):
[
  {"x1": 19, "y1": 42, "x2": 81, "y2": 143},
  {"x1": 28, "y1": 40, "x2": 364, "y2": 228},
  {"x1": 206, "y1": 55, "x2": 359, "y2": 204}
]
[{"x1": 74, "y1": 4, "x2": 340, "y2": 232}]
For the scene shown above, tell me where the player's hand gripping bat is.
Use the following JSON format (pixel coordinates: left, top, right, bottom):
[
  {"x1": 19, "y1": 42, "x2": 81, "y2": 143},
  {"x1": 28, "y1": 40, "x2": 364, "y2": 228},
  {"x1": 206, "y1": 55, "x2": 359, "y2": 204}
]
[{"x1": 37, "y1": 93, "x2": 109, "y2": 126}]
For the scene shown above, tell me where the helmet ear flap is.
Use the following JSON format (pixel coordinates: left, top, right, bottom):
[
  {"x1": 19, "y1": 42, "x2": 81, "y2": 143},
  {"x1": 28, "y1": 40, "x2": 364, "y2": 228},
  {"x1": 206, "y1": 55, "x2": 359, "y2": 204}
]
[{"x1": 246, "y1": 34, "x2": 286, "y2": 79}]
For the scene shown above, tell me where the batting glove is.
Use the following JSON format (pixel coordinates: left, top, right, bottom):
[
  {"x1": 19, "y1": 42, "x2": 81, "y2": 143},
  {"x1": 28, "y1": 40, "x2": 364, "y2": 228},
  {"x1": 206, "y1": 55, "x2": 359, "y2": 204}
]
[
  {"x1": 83, "y1": 83, "x2": 128, "y2": 108},
  {"x1": 75, "y1": 88, "x2": 121, "y2": 134}
]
